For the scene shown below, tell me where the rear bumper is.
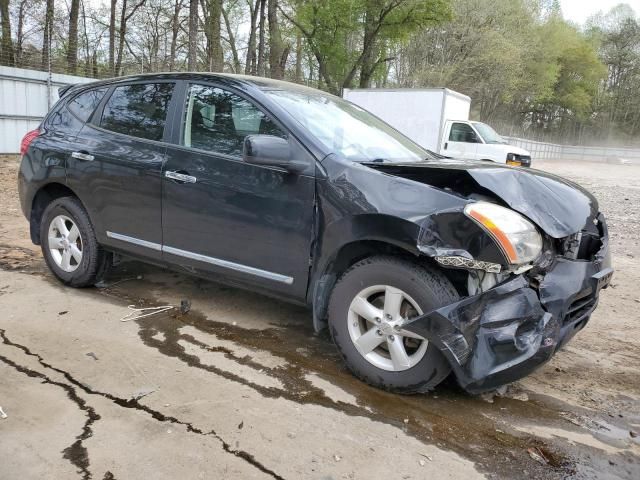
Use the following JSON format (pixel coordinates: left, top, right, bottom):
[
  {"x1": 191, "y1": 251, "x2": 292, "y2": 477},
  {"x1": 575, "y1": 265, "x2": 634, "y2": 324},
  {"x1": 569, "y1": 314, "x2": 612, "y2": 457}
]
[{"x1": 403, "y1": 247, "x2": 612, "y2": 393}]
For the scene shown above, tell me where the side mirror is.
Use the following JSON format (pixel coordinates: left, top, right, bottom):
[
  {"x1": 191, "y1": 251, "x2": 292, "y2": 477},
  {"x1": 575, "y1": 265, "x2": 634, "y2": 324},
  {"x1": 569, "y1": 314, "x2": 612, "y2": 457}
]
[{"x1": 243, "y1": 135, "x2": 306, "y2": 173}]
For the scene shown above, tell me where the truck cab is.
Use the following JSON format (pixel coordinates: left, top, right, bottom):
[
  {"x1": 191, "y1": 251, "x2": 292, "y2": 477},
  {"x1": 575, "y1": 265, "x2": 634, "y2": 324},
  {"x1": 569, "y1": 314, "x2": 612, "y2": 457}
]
[{"x1": 442, "y1": 120, "x2": 531, "y2": 167}]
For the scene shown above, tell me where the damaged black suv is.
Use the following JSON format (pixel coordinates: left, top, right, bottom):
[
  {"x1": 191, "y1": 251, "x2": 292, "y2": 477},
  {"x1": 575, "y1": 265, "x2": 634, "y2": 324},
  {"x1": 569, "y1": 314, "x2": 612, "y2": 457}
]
[{"x1": 18, "y1": 73, "x2": 613, "y2": 394}]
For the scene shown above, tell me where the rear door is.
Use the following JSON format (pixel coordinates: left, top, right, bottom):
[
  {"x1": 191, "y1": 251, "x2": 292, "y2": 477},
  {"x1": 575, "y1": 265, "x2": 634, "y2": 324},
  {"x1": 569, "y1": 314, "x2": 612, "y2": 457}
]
[
  {"x1": 161, "y1": 82, "x2": 316, "y2": 299},
  {"x1": 442, "y1": 122, "x2": 480, "y2": 160},
  {"x1": 67, "y1": 82, "x2": 176, "y2": 259},
  {"x1": 30, "y1": 88, "x2": 109, "y2": 182}
]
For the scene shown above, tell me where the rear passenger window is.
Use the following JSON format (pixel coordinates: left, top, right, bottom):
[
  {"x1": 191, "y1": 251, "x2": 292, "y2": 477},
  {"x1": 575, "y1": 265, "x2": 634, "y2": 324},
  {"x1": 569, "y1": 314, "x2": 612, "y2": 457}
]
[
  {"x1": 68, "y1": 88, "x2": 108, "y2": 122},
  {"x1": 100, "y1": 83, "x2": 174, "y2": 141}
]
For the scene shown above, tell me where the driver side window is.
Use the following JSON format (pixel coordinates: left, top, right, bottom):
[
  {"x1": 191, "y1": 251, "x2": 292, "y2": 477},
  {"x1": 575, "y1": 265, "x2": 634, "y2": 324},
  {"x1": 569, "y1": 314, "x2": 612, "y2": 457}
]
[
  {"x1": 449, "y1": 123, "x2": 478, "y2": 143},
  {"x1": 182, "y1": 84, "x2": 286, "y2": 157}
]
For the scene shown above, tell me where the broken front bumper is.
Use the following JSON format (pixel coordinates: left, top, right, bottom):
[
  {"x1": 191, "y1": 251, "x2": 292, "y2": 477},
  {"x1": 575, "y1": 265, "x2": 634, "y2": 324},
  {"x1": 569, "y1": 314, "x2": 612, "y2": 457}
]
[{"x1": 403, "y1": 249, "x2": 613, "y2": 394}]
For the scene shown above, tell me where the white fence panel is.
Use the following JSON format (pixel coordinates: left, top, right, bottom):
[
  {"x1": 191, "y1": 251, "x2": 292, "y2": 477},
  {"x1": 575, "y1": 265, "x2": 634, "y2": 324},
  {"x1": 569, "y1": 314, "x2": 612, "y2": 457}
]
[
  {"x1": 504, "y1": 136, "x2": 640, "y2": 164},
  {"x1": 1, "y1": 66, "x2": 94, "y2": 153}
]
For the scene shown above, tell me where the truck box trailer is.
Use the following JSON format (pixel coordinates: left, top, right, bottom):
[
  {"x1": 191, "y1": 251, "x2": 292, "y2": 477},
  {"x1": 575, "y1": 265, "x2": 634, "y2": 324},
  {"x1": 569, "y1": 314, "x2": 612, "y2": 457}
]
[{"x1": 342, "y1": 88, "x2": 531, "y2": 166}]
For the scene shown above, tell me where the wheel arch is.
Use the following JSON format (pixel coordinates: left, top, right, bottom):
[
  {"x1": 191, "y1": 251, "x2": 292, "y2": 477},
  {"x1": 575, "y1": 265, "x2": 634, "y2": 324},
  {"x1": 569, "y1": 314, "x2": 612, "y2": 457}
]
[
  {"x1": 29, "y1": 182, "x2": 85, "y2": 245},
  {"x1": 309, "y1": 236, "x2": 422, "y2": 333}
]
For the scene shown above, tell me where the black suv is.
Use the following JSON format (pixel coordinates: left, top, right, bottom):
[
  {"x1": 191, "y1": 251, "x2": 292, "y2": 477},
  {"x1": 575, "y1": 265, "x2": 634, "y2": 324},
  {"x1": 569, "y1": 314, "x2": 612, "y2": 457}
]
[{"x1": 18, "y1": 73, "x2": 613, "y2": 393}]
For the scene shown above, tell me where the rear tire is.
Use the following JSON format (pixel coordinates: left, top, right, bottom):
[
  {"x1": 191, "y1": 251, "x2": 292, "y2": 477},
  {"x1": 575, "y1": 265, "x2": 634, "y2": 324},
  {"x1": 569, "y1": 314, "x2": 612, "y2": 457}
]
[
  {"x1": 328, "y1": 255, "x2": 459, "y2": 394},
  {"x1": 40, "y1": 196, "x2": 111, "y2": 287}
]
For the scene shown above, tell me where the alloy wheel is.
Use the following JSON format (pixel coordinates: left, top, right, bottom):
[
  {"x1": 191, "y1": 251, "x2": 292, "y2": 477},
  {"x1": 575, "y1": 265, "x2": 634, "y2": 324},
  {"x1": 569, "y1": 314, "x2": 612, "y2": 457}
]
[
  {"x1": 347, "y1": 285, "x2": 427, "y2": 372},
  {"x1": 48, "y1": 215, "x2": 83, "y2": 273}
]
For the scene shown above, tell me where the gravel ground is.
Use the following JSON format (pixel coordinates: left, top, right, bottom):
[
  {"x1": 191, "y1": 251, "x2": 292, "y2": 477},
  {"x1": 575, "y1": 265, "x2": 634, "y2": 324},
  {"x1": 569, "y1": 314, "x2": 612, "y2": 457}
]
[{"x1": 0, "y1": 156, "x2": 638, "y2": 480}]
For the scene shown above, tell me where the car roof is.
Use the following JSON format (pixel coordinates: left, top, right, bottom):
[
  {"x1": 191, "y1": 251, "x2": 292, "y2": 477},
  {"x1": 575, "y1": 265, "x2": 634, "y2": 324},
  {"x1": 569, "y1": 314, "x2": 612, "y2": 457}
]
[{"x1": 68, "y1": 72, "x2": 327, "y2": 97}]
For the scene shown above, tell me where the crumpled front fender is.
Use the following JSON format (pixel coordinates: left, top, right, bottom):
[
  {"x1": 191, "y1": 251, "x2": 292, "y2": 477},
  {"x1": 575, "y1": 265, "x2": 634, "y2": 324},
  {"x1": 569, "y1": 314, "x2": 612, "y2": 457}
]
[{"x1": 401, "y1": 239, "x2": 613, "y2": 393}]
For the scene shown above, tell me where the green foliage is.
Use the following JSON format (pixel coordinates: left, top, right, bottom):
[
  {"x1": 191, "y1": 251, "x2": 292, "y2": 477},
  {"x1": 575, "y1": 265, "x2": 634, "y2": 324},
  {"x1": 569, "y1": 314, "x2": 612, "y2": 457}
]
[
  {"x1": 290, "y1": 0, "x2": 450, "y2": 92},
  {"x1": 394, "y1": 0, "x2": 626, "y2": 142}
]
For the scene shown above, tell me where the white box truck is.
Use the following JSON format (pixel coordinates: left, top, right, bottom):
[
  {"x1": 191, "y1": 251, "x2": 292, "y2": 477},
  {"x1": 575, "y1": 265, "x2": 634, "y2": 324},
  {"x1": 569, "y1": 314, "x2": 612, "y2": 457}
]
[{"x1": 342, "y1": 88, "x2": 531, "y2": 167}]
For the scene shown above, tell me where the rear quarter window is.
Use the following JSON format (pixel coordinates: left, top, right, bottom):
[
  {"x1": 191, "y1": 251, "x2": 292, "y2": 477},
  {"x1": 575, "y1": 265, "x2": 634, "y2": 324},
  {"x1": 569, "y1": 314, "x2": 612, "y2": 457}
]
[
  {"x1": 99, "y1": 83, "x2": 174, "y2": 142},
  {"x1": 67, "y1": 87, "x2": 108, "y2": 122}
]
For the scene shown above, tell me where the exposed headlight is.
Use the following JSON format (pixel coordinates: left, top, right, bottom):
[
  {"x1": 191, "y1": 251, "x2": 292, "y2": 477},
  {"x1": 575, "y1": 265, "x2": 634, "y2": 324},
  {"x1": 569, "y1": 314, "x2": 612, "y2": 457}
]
[
  {"x1": 464, "y1": 202, "x2": 542, "y2": 265},
  {"x1": 506, "y1": 153, "x2": 522, "y2": 166}
]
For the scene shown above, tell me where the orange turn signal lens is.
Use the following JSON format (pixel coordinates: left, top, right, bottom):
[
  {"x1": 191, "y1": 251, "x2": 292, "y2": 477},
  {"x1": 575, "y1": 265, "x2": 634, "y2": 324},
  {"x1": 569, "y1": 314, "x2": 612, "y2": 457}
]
[{"x1": 466, "y1": 208, "x2": 518, "y2": 263}]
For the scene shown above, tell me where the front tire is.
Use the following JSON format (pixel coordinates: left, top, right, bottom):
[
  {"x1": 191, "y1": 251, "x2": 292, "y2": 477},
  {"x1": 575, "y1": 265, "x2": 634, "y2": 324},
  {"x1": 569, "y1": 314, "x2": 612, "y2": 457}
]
[
  {"x1": 328, "y1": 256, "x2": 459, "y2": 394},
  {"x1": 40, "y1": 197, "x2": 111, "y2": 287}
]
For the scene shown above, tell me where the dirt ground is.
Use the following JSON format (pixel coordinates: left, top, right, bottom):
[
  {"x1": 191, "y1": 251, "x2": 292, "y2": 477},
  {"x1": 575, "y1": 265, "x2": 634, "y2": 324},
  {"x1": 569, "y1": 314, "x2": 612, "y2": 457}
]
[{"x1": 0, "y1": 155, "x2": 638, "y2": 480}]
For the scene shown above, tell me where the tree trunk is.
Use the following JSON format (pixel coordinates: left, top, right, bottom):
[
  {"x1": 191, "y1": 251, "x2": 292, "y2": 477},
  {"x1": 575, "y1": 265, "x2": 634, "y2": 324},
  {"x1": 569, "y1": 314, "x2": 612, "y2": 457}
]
[
  {"x1": 267, "y1": 0, "x2": 286, "y2": 79},
  {"x1": 256, "y1": 0, "x2": 266, "y2": 76},
  {"x1": 109, "y1": 0, "x2": 116, "y2": 75},
  {"x1": 294, "y1": 32, "x2": 302, "y2": 83},
  {"x1": 222, "y1": 5, "x2": 240, "y2": 73},
  {"x1": 81, "y1": 0, "x2": 91, "y2": 75},
  {"x1": 67, "y1": 0, "x2": 80, "y2": 74},
  {"x1": 188, "y1": 0, "x2": 198, "y2": 69},
  {"x1": 42, "y1": 0, "x2": 55, "y2": 70},
  {"x1": 170, "y1": 0, "x2": 183, "y2": 70},
  {"x1": 92, "y1": 50, "x2": 98, "y2": 77},
  {"x1": 208, "y1": 0, "x2": 223, "y2": 71},
  {"x1": 0, "y1": 0, "x2": 14, "y2": 66},
  {"x1": 358, "y1": 2, "x2": 378, "y2": 88},
  {"x1": 115, "y1": 0, "x2": 129, "y2": 75},
  {"x1": 245, "y1": 0, "x2": 260, "y2": 75},
  {"x1": 16, "y1": 0, "x2": 28, "y2": 66}
]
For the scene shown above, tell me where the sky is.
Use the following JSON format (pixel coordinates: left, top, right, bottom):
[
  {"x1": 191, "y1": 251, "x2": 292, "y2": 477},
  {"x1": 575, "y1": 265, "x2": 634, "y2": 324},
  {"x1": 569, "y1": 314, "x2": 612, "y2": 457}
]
[
  {"x1": 86, "y1": 0, "x2": 639, "y2": 27},
  {"x1": 560, "y1": 0, "x2": 639, "y2": 24}
]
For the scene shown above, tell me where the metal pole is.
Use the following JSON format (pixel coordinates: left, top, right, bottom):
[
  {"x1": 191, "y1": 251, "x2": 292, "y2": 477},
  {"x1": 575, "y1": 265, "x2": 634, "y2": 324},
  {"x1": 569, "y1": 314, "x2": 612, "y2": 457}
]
[{"x1": 46, "y1": 19, "x2": 52, "y2": 110}]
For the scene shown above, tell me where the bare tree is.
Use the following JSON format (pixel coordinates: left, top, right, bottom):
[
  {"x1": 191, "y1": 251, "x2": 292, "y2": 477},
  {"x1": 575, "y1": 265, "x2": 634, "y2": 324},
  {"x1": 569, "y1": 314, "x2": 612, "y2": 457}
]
[
  {"x1": 15, "y1": 0, "x2": 29, "y2": 66},
  {"x1": 0, "y1": 0, "x2": 14, "y2": 65},
  {"x1": 170, "y1": 0, "x2": 185, "y2": 70},
  {"x1": 188, "y1": 0, "x2": 197, "y2": 69},
  {"x1": 42, "y1": 0, "x2": 55, "y2": 70},
  {"x1": 221, "y1": 4, "x2": 240, "y2": 72},
  {"x1": 202, "y1": 0, "x2": 223, "y2": 71},
  {"x1": 115, "y1": 0, "x2": 148, "y2": 75},
  {"x1": 267, "y1": 0, "x2": 288, "y2": 79},
  {"x1": 245, "y1": 0, "x2": 260, "y2": 74},
  {"x1": 256, "y1": 0, "x2": 265, "y2": 76},
  {"x1": 109, "y1": 0, "x2": 117, "y2": 74},
  {"x1": 67, "y1": 0, "x2": 81, "y2": 73},
  {"x1": 294, "y1": 31, "x2": 302, "y2": 82}
]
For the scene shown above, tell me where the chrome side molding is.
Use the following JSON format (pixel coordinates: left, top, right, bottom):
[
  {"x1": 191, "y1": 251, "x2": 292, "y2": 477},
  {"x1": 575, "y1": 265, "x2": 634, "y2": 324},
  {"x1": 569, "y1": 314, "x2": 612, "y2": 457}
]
[
  {"x1": 106, "y1": 231, "x2": 293, "y2": 285},
  {"x1": 106, "y1": 231, "x2": 162, "y2": 251}
]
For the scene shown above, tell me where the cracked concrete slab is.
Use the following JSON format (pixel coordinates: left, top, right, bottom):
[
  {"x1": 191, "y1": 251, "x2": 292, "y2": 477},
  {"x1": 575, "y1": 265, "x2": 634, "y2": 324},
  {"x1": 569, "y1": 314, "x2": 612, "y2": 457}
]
[{"x1": 0, "y1": 271, "x2": 483, "y2": 480}]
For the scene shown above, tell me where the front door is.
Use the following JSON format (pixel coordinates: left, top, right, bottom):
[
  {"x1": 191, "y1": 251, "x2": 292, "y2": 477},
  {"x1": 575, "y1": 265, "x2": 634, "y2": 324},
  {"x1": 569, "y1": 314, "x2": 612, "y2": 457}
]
[
  {"x1": 444, "y1": 122, "x2": 480, "y2": 160},
  {"x1": 69, "y1": 82, "x2": 176, "y2": 259},
  {"x1": 161, "y1": 83, "x2": 316, "y2": 299}
]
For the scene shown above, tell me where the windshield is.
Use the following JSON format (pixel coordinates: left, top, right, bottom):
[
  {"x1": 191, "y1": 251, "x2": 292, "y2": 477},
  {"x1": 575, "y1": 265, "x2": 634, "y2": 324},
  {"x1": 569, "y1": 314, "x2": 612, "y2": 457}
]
[
  {"x1": 472, "y1": 122, "x2": 506, "y2": 144},
  {"x1": 264, "y1": 89, "x2": 428, "y2": 162}
]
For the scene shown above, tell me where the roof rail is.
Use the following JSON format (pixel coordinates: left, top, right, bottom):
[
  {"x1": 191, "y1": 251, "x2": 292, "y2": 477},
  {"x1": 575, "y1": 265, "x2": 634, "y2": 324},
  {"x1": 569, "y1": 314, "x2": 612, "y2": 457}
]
[{"x1": 58, "y1": 84, "x2": 75, "y2": 98}]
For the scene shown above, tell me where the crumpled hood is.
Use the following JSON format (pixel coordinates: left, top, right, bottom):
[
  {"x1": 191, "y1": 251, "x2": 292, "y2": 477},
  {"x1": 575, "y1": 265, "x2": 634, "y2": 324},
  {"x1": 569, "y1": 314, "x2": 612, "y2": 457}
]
[{"x1": 364, "y1": 160, "x2": 598, "y2": 238}]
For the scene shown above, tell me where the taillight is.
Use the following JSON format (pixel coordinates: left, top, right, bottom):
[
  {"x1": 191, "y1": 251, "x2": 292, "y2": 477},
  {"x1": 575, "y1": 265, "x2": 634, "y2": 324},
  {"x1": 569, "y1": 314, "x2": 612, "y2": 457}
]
[{"x1": 20, "y1": 129, "x2": 41, "y2": 156}]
